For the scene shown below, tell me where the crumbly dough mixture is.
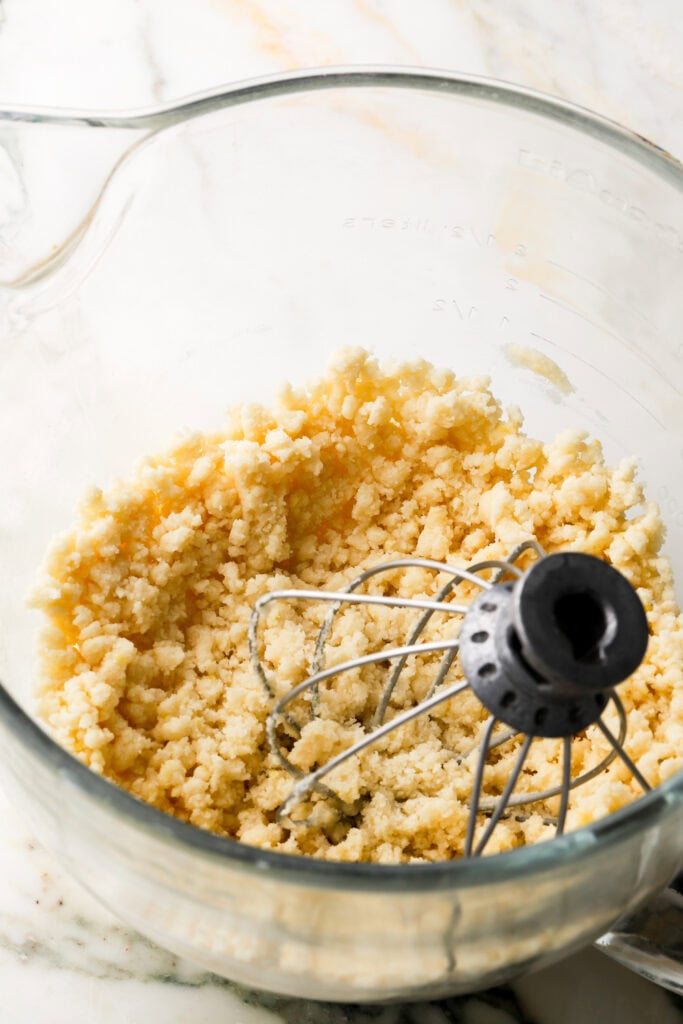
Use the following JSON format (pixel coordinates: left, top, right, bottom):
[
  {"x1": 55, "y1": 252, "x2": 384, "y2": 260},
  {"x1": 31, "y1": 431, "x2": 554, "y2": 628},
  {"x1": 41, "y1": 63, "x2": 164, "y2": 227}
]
[{"x1": 31, "y1": 350, "x2": 683, "y2": 862}]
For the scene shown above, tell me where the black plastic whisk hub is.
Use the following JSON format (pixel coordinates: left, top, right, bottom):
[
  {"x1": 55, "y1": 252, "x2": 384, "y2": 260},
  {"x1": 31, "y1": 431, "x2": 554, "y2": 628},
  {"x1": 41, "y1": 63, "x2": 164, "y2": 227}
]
[{"x1": 459, "y1": 552, "x2": 649, "y2": 737}]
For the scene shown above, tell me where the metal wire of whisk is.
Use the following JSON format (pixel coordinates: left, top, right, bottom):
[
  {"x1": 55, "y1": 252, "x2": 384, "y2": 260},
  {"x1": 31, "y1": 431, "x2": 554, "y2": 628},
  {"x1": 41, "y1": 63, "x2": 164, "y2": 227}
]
[{"x1": 249, "y1": 540, "x2": 652, "y2": 857}]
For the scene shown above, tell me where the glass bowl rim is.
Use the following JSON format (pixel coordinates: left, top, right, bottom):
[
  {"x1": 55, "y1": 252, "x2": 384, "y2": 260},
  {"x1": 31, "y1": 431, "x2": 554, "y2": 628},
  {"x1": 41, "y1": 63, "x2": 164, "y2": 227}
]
[{"x1": 2, "y1": 65, "x2": 682, "y2": 891}]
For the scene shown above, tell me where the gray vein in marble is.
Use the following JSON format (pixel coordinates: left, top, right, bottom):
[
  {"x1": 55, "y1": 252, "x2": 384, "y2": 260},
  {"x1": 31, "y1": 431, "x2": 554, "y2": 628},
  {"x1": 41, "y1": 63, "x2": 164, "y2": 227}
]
[
  {"x1": 229, "y1": 988, "x2": 528, "y2": 1024},
  {"x1": 137, "y1": 7, "x2": 167, "y2": 102},
  {"x1": 0, "y1": 911, "x2": 184, "y2": 983}
]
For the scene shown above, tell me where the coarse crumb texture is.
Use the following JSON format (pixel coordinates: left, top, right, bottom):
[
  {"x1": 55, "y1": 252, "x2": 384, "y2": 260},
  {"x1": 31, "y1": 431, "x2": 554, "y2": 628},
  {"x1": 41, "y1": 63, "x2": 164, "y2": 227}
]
[{"x1": 31, "y1": 349, "x2": 683, "y2": 863}]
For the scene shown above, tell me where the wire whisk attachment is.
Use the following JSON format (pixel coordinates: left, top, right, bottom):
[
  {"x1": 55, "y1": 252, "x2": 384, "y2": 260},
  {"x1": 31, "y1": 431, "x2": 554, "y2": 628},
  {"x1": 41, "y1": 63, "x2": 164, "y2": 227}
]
[{"x1": 249, "y1": 540, "x2": 651, "y2": 857}]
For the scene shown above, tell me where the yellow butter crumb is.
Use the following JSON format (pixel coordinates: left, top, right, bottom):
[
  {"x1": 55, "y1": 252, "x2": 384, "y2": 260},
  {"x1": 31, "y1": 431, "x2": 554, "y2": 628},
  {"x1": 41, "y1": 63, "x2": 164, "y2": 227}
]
[{"x1": 505, "y1": 343, "x2": 574, "y2": 396}]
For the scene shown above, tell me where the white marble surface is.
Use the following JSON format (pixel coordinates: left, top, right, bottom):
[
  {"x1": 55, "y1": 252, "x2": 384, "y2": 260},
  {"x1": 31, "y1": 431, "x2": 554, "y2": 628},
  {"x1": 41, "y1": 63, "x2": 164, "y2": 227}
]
[{"x1": 0, "y1": 1, "x2": 682, "y2": 1021}]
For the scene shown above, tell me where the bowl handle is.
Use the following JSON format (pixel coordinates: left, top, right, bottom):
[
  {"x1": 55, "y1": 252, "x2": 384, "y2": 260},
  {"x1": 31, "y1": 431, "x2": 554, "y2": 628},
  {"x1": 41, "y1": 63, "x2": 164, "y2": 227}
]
[
  {"x1": 0, "y1": 113, "x2": 149, "y2": 288},
  {"x1": 596, "y1": 873, "x2": 683, "y2": 993}
]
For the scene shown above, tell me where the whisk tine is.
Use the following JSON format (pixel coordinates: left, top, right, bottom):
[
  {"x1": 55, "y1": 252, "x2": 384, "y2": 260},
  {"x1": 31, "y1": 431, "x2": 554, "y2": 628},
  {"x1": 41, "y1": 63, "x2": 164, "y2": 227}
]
[
  {"x1": 278, "y1": 678, "x2": 471, "y2": 822},
  {"x1": 465, "y1": 716, "x2": 496, "y2": 857},
  {"x1": 556, "y1": 737, "x2": 572, "y2": 836},
  {"x1": 474, "y1": 734, "x2": 534, "y2": 856},
  {"x1": 596, "y1": 700, "x2": 652, "y2": 794},
  {"x1": 308, "y1": 557, "x2": 497, "y2": 715},
  {"x1": 375, "y1": 575, "x2": 463, "y2": 727},
  {"x1": 271, "y1": 639, "x2": 462, "y2": 722},
  {"x1": 250, "y1": 588, "x2": 466, "y2": 702},
  {"x1": 499, "y1": 538, "x2": 547, "y2": 570},
  {"x1": 423, "y1": 646, "x2": 460, "y2": 703},
  {"x1": 374, "y1": 556, "x2": 528, "y2": 726},
  {"x1": 255, "y1": 588, "x2": 469, "y2": 617},
  {"x1": 269, "y1": 638, "x2": 464, "y2": 810},
  {"x1": 474, "y1": 694, "x2": 628, "y2": 816}
]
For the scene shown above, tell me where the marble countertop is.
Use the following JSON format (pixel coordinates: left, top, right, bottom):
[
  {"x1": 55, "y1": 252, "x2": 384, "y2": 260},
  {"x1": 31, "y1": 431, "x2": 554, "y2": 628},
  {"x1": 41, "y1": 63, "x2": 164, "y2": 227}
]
[{"x1": 1, "y1": 1, "x2": 682, "y2": 1021}]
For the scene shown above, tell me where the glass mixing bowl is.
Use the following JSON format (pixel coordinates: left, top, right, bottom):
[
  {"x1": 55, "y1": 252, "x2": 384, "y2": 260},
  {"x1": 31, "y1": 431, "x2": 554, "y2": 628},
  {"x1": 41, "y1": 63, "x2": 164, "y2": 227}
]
[{"x1": 0, "y1": 68, "x2": 681, "y2": 1003}]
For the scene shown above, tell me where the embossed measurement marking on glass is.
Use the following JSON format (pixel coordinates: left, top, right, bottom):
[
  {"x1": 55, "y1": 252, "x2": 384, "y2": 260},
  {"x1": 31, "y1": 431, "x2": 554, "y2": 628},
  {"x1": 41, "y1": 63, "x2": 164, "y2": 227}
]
[
  {"x1": 519, "y1": 147, "x2": 683, "y2": 254},
  {"x1": 546, "y1": 258, "x2": 659, "y2": 333}
]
